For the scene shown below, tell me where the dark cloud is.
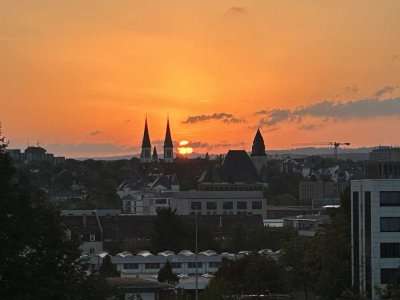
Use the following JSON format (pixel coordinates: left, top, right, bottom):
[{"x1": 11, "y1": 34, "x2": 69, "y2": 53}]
[
  {"x1": 374, "y1": 85, "x2": 399, "y2": 97},
  {"x1": 46, "y1": 143, "x2": 140, "y2": 156},
  {"x1": 227, "y1": 6, "x2": 247, "y2": 15},
  {"x1": 345, "y1": 84, "x2": 358, "y2": 93},
  {"x1": 258, "y1": 109, "x2": 292, "y2": 127},
  {"x1": 298, "y1": 124, "x2": 320, "y2": 131},
  {"x1": 257, "y1": 97, "x2": 400, "y2": 129},
  {"x1": 182, "y1": 113, "x2": 244, "y2": 124},
  {"x1": 89, "y1": 130, "x2": 101, "y2": 136},
  {"x1": 185, "y1": 141, "x2": 246, "y2": 150}
]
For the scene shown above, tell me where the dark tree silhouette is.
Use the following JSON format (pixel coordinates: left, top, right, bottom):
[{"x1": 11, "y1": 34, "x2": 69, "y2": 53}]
[{"x1": 157, "y1": 260, "x2": 178, "y2": 285}]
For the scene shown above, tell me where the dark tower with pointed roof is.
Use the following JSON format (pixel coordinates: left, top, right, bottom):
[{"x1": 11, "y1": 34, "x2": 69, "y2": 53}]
[
  {"x1": 140, "y1": 118, "x2": 152, "y2": 163},
  {"x1": 163, "y1": 118, "x2": 174, "y2": 162},
  {"x1": 251, "y1": 129, "x2": 267, "y2": 175},
  {"x1": 152, "y1": 146, "x2": 159, "y2": 161}
]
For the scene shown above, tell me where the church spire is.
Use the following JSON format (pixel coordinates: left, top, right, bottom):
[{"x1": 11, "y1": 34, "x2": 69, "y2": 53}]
[
  {"x1": 251, "y1": 128, "x2": 266, "y2": 156},
  {"x1": 152, "y1": 146, "x2": 158, "y2": 161},
  {"x1": 140, "y1": 117, "x2": 151, "y2": 162},
  {"x1": 251, "y1": 128, "x2": 267, "y2": 175},
  {"x1": 163, "y1": 117, "x2": 174, "y2": 162},
  {"x1": 163, "y1": 117, "x2": 173, "y2": 148},
  {"x1": 142, "y1": 117, "x2": 151, "y2": 148}
]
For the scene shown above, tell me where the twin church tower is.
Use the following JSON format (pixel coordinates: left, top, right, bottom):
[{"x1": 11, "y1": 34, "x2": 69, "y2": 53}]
[{"x1": 140, "y1": 118, "x2": 173, "y2": 163}]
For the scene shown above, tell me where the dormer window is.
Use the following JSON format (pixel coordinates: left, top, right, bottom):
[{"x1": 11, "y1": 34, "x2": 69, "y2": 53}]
[{"x1": 90, "y1": 233, "x2": 95, "y2": 241}]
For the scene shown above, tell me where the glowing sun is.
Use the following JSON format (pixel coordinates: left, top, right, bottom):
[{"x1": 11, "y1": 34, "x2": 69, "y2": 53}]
[{"x1": 178, "y1": 140, "x2": 193, "y2": 155}]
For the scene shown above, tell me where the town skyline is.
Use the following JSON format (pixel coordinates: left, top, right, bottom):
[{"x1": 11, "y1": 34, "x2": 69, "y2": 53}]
[{"x1": 2, "y1": 1, "x2": 400, "y2": 157}]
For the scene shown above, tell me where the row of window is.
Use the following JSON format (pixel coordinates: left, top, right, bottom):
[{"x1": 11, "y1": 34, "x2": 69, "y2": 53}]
[
  {"x1": 191, "y1": 201, "x2": 262, "y2": 210},
  {"x1": 123, "y1": 262, "x2": 219, "y2": 270}
]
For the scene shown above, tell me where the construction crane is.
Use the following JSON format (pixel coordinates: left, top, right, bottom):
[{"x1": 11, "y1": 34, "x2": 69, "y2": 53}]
[{"x1": 292, "y1": 141, "x2": 351, "y2": 160}]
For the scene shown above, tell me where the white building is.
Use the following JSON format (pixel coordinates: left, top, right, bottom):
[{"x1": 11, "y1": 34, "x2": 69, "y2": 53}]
[
  {"x1": 351, "y1": 179, "x2": 400, "y2": 298},
  {"x1": 170, "y1": 190, "x2": 267, "y2": 219},
  {"x1": 118, "y1": 173, "x2": 180, "y2": 215}
]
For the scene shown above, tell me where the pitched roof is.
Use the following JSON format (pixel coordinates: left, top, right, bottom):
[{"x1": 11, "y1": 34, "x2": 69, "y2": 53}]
[
  {"x1": 141, "y1": 118, "x2": 151, "y2": 148},
  {"x1": 221, "y1": 150, "x2": 261, "y2": 183},
  {"x1": 163, "y1": 118, "x2": 173, "y2": 148}
]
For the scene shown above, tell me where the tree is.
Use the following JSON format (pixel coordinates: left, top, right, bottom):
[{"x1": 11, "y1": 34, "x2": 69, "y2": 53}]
[
  {"x1": 99, "y1": 254, "x2": 120, "y2": 277},
  {"x1": 206, "y1": 254, "x2": 288, "y2": 298},
  {"x1": 152, "y1": 207, "x2": 190, "y2": 253},
  {"x1": 303, "y1": 188, "x2": 352, "y2": 299},
  {"x1": 0, "y1": 130, "x2": 116, "y2": 299},
  {"x1": 158, "y1": 260, "x2": 178, "y2": 285}
]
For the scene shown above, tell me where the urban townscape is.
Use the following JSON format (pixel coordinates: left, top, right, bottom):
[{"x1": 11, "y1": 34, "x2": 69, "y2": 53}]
[{"x1": 1, "y1": 1, "x2": 400, "y2": 300}]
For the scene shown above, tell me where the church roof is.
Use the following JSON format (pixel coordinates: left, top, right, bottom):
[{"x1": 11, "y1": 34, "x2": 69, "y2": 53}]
[
  {"x1": 163, "y1": 118, "x2": 173, "y2": 148},
  {"x1": 222, "y1": 150, "x2": 261, "y2": 183},
  {"x1": 141, "y1": 118, "x2": 151, "y2": 148}
]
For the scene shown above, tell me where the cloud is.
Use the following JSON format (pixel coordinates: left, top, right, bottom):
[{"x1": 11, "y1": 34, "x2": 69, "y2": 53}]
[
  {"x1": 45, "y1": 143, "x2": 140, "y2": 157},
  {"x1": 298, "y1": 124, "x2": 320, "y2": 131},
  {"x1": 182, "y1": 113, "x2": 244, "y2": 124},
  {"x1": 227, "y1": 6, "x2": 248, "y2": 15},
  {"x1": 89, "y1": 130, "x2": 101, "y2": 136},
  {"x1": 345, "y1": 84, "x2": 358, "y2": 93},
  {"x1": 184, "y1": 141, "x2": 247, "y2": 150},
  {"x1": 258, "y1": 109, "x2": 292, "y2": 127},
  {"x1": 374, "y1": 85, "x2": 399, "y2": 97},
  {"x1": 256, "y1": 97, "x2": 400, "y2": 129}
]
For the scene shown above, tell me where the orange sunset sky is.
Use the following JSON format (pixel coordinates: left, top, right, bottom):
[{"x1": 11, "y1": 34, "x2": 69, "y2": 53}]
[{"x1": 1, "y1": 1, "x2": 400, "y2": 157}]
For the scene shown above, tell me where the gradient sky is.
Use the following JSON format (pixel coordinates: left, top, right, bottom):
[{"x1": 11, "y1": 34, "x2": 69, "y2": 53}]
[{"x1": 1, "y1": 1, "x2": 400, "y2": 157}]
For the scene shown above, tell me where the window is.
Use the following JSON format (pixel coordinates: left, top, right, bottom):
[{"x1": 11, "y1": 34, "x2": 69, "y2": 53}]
[
  {"x1": 90, "y1": 233, "x2": 96, "y2": 241},
  {"x1": 252, "y1": 201, "x2": 262, "y2": 209},
  {"x1": 223, "y1": 201, "x2": 233, "y2": 210},
  {"x1": 381, "y1": 268, "x2": 399, "y2": 284},
  {"x1": 188, "y1": 262, "x2": 202, "y2": 268},
  {"x1": 381, "y1": 217, "x2": 400, "y2": 232},
  {"x1": 207, "y1": 202, "x2": 217, "y2": 210},
  {"x1": 191, "y1": 202, "x2": 202, "y2": 210},
  {"x1": 209, "y1": 262, "x2": 219, "y2": 268},
  {"x1": 155, "y1": 199, "x2": 167, "y2": 205},
  {"x1": 145, "y1": 263, "x2": 160, "y2": 269},
  {"x1": 381, "y1": 243, "x2": 400, "y2": 258},
  {"x1": 171, "y1": 262, "x2": 181, "y2": 268},
  {"x1": 123, "y1": 263, "x2": 138, "y2": 269},
  {"x1": 380, "y1": 191, "x2": 400, "y2": 206},
  {"x1": 237, "y1": 201, "x2": 247, "y2": 209},
  {"x1": 89, "y1": 248, "x2": 95, "y2": 254}
]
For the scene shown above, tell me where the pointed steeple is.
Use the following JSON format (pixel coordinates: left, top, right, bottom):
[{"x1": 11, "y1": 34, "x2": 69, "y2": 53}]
[
  {"x1": 163, "y1": 117, "x2": 174, "y2": 162},
  {"x1": 142, "y1": 117, "x2": 151, "y2": 148},
  {"x1": 163, "y1": 117, "x2": 173, "y2": 148},
  {"x1": 140, "y1": 117, "x2": 152, "y2": 163},
  {"x1": 152, "y1": 146, "x2": 158, "y2": 160},
  {"x1": 251, "y1": 128, "x2": 266, "y2": 156}
]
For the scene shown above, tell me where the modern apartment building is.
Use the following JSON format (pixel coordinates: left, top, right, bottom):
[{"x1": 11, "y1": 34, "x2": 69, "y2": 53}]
[{"x1": 351, "y1": 179, "x2": 400, "y2": 299}]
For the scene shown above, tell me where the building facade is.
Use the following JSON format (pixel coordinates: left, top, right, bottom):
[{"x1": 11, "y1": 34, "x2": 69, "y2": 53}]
[{"x1": 351, "y1": 179, "x2": 400, "y2": 298}]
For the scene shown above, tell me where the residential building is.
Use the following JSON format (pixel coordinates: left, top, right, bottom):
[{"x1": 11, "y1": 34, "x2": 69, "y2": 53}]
[
  {"x1": 299, "y1": 181, "x2": 349, "y2": 206},
  {"x1": 171, "y1": 190, "x2": 266, "y2": 218},
  {"x1": 351, "y1": 179, "x2": 400, "y2": 298},
  {"x1": 370, "y1": 146, "x2": 400, "y2": 162},
  {"x1": 283, "y1": 214, "x2": 329, "y2": 237}
]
